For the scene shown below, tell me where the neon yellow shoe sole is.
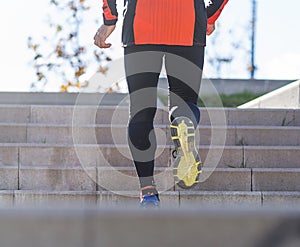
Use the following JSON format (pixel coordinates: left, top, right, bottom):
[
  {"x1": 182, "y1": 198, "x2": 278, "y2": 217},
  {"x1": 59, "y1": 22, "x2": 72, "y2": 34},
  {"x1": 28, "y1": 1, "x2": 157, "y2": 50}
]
[{"x1": 170, "y1": 117, "x2": 202, "y2": 189}]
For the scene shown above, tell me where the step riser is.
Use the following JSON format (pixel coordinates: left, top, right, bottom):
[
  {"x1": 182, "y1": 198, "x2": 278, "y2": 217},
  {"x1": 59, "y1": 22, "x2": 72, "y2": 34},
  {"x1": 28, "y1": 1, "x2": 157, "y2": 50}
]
[
  {"x1": 262, "y1": 192, "x2": 300, "y2": 208},
  {"x1": 2, "y1": 191, "x2": 300, "y2": 208},
  {"x1": 1, "y1": 167, "x2": 300, "y2": 192},
  {"x1": 0, "y1": 191, "x2": 262, "y2": 208},
  {"x1": 1, "y1": 146, "x2": 298, "y2": 168},
  {"x1": 0, "y1": 168, "x2": 18, "y2": 190},
  {"x1": 19, "y1": 168, "x2": 252, "y2": 192},
  {"x1": 0, "y1": 147, "x2": 18, "y2": 166},
  {"x1": 244, "y1": 148, "x2": 300, "y2": 168},
  {"x1": 18, "y1": 146, "x2": 170, "y2": 168},
  {"x1": 19, "y1": 168, "x2": 97, "y2": 191},
  {"x1": 1, "y1": 106, "x2": 300, "y2": 126},
  {"x1": 0, "y1": 106, "x2": 30, "y2": 123},
  {"x1": 1, "y1": 145, "x2": 299, "y2": 169},
  {"x1": 253, "y1": 170, "x2": 300, "y2": 191},
  {"x1": 2, "y1": 125, "x2": 300, "y2": 146}
]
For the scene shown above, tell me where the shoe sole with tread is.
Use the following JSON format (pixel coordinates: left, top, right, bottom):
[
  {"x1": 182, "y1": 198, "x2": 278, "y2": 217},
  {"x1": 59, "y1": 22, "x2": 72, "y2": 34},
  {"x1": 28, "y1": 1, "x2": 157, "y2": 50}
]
[{"x1": 170, "y1": 116, "x2": 202, "y2": 189}]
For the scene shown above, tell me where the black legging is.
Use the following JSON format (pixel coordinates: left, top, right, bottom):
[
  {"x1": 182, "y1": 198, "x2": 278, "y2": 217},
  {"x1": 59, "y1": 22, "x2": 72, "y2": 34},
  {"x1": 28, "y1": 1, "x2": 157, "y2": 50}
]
[{"x1": 124, "y1": 44, "x2": 205, "y2": 188}]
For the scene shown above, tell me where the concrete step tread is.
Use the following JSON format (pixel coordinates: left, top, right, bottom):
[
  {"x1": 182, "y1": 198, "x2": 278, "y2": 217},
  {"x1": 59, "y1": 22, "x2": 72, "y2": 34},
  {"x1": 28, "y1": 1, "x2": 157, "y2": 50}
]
[
  {"x1": 6, "y1": 166, "x2": 300, "y2": 173},
  {"x1": 0, "y1": 190, "x2": 300, "y2": 196},
  {"x1": 1, "y1": 166, "x2": 299, "y2": 192},
  {"x1": 1, "y1": 190, "x2": 261, "y2": 195},
  {"x1": 1, "y1": 105, "x2": 300, "y2": 126},
  {"x1": 1, "y1": 190, "x2": 299, "y2": 199},
  {"x1": 1, "y1": 104, "x2": 300, "y2": 111},
  {"x1": 0, "y1": 166, "x2": 297, "y2": 172},
  {"x1": 1, "y1": 190, "x2": 300, "y2": 198},
  {"x1": 1, "y1": 191, "x2": 299, "y2": 210},
  {"x1": 1, "y1": 144, "x2": 298, "y2": 169},
  {"x1": 1, "y1": 190, "x2": 299, "y2": 196},
  {"x1": 2, "y1": 143, "x2": 300, "y2": 149},
  {"x1": 2, "y1": 123, "x2": 300, "y2": 130},
  {"x1": 16, "y1": 167, "x2": 252, "y2": 171}
]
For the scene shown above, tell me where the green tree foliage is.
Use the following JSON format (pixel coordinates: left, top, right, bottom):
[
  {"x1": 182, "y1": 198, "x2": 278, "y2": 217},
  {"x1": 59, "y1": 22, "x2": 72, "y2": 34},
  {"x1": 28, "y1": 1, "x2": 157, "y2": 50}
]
[{"x1": 28, "y1": 0, "x2": 111, "y2": 92}]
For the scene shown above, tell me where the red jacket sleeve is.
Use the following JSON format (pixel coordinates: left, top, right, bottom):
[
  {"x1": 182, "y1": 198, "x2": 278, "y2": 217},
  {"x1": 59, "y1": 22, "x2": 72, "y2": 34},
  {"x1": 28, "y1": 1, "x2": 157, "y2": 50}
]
[
  {"x1": 102, "y1": 0, "x2": 118, "y2": 25},
  {"x1": 207, "y1": 0, "x2": 229, "y2": 25}
]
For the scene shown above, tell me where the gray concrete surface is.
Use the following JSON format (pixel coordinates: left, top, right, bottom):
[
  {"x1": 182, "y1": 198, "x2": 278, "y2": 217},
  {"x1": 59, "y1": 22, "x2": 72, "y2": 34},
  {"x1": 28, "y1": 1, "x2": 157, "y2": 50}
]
[
  {"x1": 0, "y1": 208, "x2": 299, "y2": 247},
  {"x1": 239, "y1": 80, "x2": 300, "y2": 109},
  {"x1": 1, "y1": 105, "x2": 300, "y2": 126},
  {"x1": 0, "y1": 165, "x2": 299, "y2": 192},
  {"x1": 0, "y1": 102, "x2": 300, "y2": 212},
  {"x1": 1, "y1": 191, "x2": 300, "y2": 209},
  {"x1": 2, "y1": 124, "x2": 300, "y2": 147},
  {"x1": 0, "y1": 79, "x2": 292, "y2": 106}
]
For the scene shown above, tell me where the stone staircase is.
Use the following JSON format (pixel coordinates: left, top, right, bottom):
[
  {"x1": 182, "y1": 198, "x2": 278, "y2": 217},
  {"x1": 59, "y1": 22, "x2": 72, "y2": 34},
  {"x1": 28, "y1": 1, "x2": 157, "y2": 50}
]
[
  {"x1": 0, "y1": 104, "x2": 300, "y2": 209},
  {"x1": 1, "y1": 103, "x2": 300, "y2": 247}
]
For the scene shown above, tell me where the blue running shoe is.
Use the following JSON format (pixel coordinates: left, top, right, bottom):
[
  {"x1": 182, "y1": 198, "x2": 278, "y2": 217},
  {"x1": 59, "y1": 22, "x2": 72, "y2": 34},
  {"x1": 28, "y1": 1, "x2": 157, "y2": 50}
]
[{"x1": 140, "y1": 194, "x2": 160, "y2": 209}]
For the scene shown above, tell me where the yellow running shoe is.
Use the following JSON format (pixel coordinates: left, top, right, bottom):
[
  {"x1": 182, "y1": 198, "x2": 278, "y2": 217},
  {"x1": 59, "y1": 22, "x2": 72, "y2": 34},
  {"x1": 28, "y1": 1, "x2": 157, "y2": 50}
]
[{"x1": 170, "y1": 116, "x2": 202, "y2": 189}]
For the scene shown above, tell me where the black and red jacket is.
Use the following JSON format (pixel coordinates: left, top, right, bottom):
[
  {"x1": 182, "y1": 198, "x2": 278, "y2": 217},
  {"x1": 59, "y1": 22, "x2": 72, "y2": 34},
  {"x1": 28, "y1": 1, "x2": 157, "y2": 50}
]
[{"x1": 102, "y1": 0, "x2": 229, "y2": 46}]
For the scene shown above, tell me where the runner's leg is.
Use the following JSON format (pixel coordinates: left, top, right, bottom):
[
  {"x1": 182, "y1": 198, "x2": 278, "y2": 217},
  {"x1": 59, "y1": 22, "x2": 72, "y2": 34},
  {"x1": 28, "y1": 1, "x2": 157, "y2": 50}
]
[
  {"x1": 164, "y1": 45, "x2": 205, "y2": 127},
  {"x1": 124, "y1": 45, "x2": 164, "y2": 193},
  {"x1": 164, "y1": 45, "x2": 205, "y2": 188}
]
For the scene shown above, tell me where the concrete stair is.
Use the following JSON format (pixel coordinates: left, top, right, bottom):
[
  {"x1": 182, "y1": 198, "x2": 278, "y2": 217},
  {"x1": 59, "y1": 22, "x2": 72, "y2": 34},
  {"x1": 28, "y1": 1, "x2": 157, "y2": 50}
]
[
  {"x1": 1, "y1": 105, "x2": 300, "y2": 125},
  {"x1": 0, "y1": 190, "x2": 300, "y2": 209},
  {"x1": 2, "y1": 124, "x2": 300, "y2": 146},
  {"x1": 0, "y1": 207, "x2": 299, "y2": 247},
  {"x1": 1, "y1": 103, "x2": 300, "y2": 247},
  {"x1": 0, "y1": 105, "x2": 300, "y2": 208}
]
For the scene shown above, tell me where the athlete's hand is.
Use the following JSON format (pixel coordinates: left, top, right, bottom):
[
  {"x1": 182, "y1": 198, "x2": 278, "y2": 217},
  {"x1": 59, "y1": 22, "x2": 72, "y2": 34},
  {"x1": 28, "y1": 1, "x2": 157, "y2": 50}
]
[
  {"x1": 206, "y1": 23, "x2": 215, "y2": 36},
  {"x1": 94, "y1": 24, "x2": 116, "y2": 49}
]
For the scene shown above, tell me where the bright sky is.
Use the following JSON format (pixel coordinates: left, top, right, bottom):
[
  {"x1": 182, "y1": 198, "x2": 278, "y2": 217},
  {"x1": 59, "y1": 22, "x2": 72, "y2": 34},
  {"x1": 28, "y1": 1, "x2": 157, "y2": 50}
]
[{"x1": 0, "y1": 0, "x2": 299, "y2": 92}]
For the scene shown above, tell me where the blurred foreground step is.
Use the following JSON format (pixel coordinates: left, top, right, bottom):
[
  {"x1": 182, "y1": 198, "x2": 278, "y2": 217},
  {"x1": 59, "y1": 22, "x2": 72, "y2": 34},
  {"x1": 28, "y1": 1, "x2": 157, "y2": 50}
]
[{"x1": 0, "y1": 207, "x2": 299, "y2": 247}]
